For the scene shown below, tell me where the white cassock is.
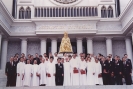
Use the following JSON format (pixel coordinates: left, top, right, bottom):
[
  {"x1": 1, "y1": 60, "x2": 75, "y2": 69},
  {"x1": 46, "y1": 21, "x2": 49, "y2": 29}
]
[
  {"x1": 70, "y1": 57, "x2": 79, "y2": 85},
  {"x1": 63, "y1": 62, "x2": 71, "y2": 86},
  {"x1": 94, "y1": 62, "x2": 103, "y2": 85},
  {"x1": 46, "y1": 62, "x2": 55, "y2": 86},
  {"x1": 16, "y1": 62, "x2": 25, "y2": 87},
  {"x1": 31, "y1": 64, "x2": 39, "y2": 86},
  {"x1": 86, "y1": 61, "x2": 95, "y2": 85},
  {"x1": 38, "y1": 62, "x2": 47, "y2": 85},
  {"x1": 23, "y1": 64, "x2": 32, "y2": 86},
  {"x1": 53, "y1": 56, "x2": 58, "y2": 64},
  {"x1": 79, "y1": 60, "x2": 87, "y2": 85}
]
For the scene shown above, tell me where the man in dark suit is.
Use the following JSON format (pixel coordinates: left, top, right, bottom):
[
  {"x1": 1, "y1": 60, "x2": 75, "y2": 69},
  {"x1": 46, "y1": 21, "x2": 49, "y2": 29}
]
[
  {"x1": 33, "y1": 53, "x2": 40, "y2": 65},
  {"x1": 100, "y1": 57, "x2": 108, "y2": 85},
  {"x1": 5, "y1": 57, "x2": 17, "y2": 87},
  {"x1": 55, "y1": 58, "x2": 64, "y2": 86},
  {"x1": 107, "y1": 56, "x2": 115, "y2": 85},
  {"x1": 122, "y1": 54, "x2": 132, "y2": 85},
  {"x1": 114, "y1": 56, "x2": 123, "y2": 85}
]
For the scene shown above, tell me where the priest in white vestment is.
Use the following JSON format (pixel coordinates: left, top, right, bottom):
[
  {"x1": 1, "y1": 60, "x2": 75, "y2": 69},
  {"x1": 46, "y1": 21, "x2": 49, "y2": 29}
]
[
  {"x1": 16, "y1": 57, "x2": 25, "y2": 87},
  {"x1": 31, "y1": 60, "x2": 39, "y2": 86},
  {"x1": 86, "y1": 57, "x2": 95, "y2": 85},
  {"x1": 46, "y1": 57, "x2": 55, "y2": 86},
  {"x1": 23, "y1": 60, "x2": 32, "y2": 87},
  {"x1": 94, "y1": 58, "x2": 103, "y2": 85},
  {"x1": 79, "y1": 57, "x2": 87, "y2": 85},
  {"x1": 38, "y1": 59, "x2": 47, "y2": 86},
  {"x1": 70, "y1": 54, "x2": 79, "y2": 85},
  {"x1": 63, "y1": 58, "x2": 71, "y2": 86}
]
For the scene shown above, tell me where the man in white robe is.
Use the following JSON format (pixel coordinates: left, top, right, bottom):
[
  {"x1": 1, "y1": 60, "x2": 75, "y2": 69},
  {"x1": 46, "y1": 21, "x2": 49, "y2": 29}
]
[
  {"x1": 23, "y1": 60, "x2": 32, "y2": 87},
  {"x1": 70, "y1": 53, "x2": 79, "y2": 85},
  {"x1": 16, "y1": 57, "x2": 25, "y2": 87},
  {"x1": 94, "y1": 58, "x2": 103, "y2": 85},
  {"x1": 79, "y1": 56, "x2": 87, "y2": 85},
  {"x1": 31, "y1": 60, "x2": 39, "y2": 86},
  {"x1": 46, "y1": 57, "x2": 55, "y2": 86},
  {"x1": 53, "y1": 52, "x2": 58, "y2": 64},
  {"x1": 63, "y1": 58, "x2": 71, "y2": 86},
  {"x1": 86, "y1": 57, "x2": 95, "y2": 85},
  {"x1": 38, "y1": 59, "x2": 47, "y2": 86}
]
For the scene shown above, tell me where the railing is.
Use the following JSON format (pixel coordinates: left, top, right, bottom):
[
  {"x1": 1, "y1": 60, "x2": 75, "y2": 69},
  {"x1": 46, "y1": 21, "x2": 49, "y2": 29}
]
[{"x1": 34, "y1": 6, "x2": 98, "y2": 17}]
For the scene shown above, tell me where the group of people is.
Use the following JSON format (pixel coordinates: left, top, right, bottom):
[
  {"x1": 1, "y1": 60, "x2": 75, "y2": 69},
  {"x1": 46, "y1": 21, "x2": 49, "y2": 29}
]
[{"x1": 5, "y1": 52, "x2": 133, "y2": 87}]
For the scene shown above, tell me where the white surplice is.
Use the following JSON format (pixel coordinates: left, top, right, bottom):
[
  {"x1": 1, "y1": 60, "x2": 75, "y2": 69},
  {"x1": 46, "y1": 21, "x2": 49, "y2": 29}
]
[
  {"x1": 31, "y1": 64, "x2": 39, "y2": 86},
  {"x1": 63, "y1": 62, "x2": 71, "y2": 86},
  {"x1": 38, "y1": 62, "x2": 47, "y2": 85},
  {"x1": 23, "y1": 64, "x2": 32, "y2": 86},
  {"x1": 94, "y1": 62, "x2": 103, "y2": 85},
  {"x1": 46, "y1": 62, "x2": 55, "y2": 86},
  {"x1": 86, "y1": 61, "x2": 95, "y2": 85},
  {"x1": 79, "y1": 60, "x2": 87, "y2": 85},
  {"x1": 70, "y1": 57, "x2": 79, "y2": 85},
  {"x1": 16, "y1": 62, "x2": 25, "y2": 87}
]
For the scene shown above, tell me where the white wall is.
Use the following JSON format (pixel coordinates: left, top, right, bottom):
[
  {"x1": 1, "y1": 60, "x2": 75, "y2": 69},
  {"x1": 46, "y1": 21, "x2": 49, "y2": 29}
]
[
  {"x1": 2, "y1": 0, "x2": 13, "y2": 14},
  {"x1": 120, "y1": 0, "x2": 130, "y2": 13}
]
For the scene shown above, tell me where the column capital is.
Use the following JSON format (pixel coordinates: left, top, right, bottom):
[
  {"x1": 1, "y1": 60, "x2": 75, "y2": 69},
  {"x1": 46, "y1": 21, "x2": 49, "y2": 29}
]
[
  {"x1": 20, "y1": 38, "x2": 27, "y2": 41},
  {"x1": 40, "y1": 38, "x2": 47, "y2": 41},
  {"x1": 76, "y1": 37, "x2": 83, "y2": 40},
  {"x1": 125, "y1": 37, "x2": 131, "y2": 40},
  {"x1": 3, "y1": 38, "x2": 9, "y2": 41},
  {"x1": 50, "y1": 38, "x2": 57, "y2": 40},
  {"x1": 86, "y1": 37, "x2": 93, "y2": 40},
  {"x1": 106, "y1": 37, "x2": 113, "y2": 40}
]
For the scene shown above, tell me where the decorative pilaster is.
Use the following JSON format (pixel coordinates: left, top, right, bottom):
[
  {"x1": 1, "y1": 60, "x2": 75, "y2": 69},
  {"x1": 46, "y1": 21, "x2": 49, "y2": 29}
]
[
  {"x1": 40, "y1": 38, "x2": 46, "y2": 55},
  {"x1": 1, "y1": 39, "x2": 8, "y2": 70},
  {"x1": 87, "y1": 37, "x2": 93, "y2": 54},
  {"x1": 51, "y1": 38, "x2": 57, "y2": 55},
  {"x1": 77, "y1": 38, "x2": 83, "y2": 55},
  {"x1": 21, "y1": 38, "x2": 27, "y2": 56},
  {"x1": 125, "y1": 37, "x2": 133, "y2": 60},
  {"x1": 106, "y1": 37, "x2": 113, "y2": 56}
]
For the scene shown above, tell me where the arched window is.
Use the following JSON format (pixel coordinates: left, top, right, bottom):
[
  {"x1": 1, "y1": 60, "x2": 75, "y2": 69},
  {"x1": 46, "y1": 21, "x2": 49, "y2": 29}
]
[
  {"x1": 25, "y1": 7, "x2": 31, "y2": 19},
  {"x1": 101, "y1": 6, "x2": 107, "y2": 18},
  {"x1": 108, "y1": 6, "x2": 113, "y2": 18},
  {"x1": 19, "y1": 7, "x2": 25, "y2": 19},
  {"x1": 92, "y1": 7, "x2": 94, "y2": 16}
]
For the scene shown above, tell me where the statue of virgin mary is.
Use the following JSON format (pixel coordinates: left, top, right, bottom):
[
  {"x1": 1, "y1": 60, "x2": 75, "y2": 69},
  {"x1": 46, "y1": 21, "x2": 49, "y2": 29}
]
[{"x1": 59, "y1": 32, "x2": 73, "y2": 53}]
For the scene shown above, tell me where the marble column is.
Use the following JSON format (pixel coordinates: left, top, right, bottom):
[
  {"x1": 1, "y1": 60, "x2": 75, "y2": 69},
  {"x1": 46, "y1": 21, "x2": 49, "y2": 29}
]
[
  {"x1": 0, "y1": 34, "x2": 2, "y2": 53},
  {"x1": 87, "y1": 37, "x2": 93, "y2": 54},
  {"x1": 51, "y1": 38, "x2": 57, "y2": 55},
  {"x1": 40, "y1": 38, "x2": 46, "y2": 55},
  {"x1": 106, "y1": 37, "x2": 113, "y2": 56},
  {"x1": 125, "y1": 37, "x2": 133, "y2": 60},
  {"x1": 1, "y1": 39, "x2": 8, "y2": 70},
  {"x1": 21, "y1": 38, "x2": 27, "y2": 56},
  {"x1": 77, "y1": 38, "x2": 83, "y2": 55}
]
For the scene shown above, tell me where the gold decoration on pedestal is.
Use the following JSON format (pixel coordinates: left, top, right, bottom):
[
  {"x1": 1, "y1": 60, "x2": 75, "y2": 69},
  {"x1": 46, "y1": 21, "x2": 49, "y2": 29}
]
[{"x1": 59, "y1": 32, "x2": 73, "y2": 53}]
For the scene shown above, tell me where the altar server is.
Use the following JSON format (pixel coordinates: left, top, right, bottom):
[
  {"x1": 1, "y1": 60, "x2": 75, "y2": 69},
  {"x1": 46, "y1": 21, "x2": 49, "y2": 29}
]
[
  {"x1": 79, "y1": 56, "x2": 87, "y2": 85},
  {"x1": 16, "y1": 57, "x2": 25, "y2": 87},
  {"x1": 23, "y1": 60, "x2": 32, "y2": 87},
  {"x1": 86, "y1": 57, "x2": 95, "y2": 85},
  {"x1": 63, "y1": 58, "x2": 71, "y2": 86},
  {"x1": 46, "y1": 57, "x2": 56, "y2": 86},
  {"x1": 31, "y1": 60, "x2": 39, "y2": 86},
  {"x1": 70, "y1": 53, "x2": 79, "y2": 85},
  {"x1": 38, "y1": 59, "x2": 47, "y2": 86},
  {"x1": 94, "y1": 58, "x2": 103, "y2": 85}
]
